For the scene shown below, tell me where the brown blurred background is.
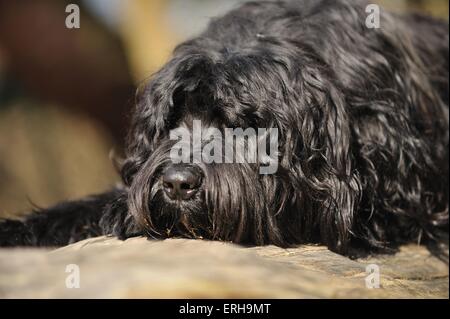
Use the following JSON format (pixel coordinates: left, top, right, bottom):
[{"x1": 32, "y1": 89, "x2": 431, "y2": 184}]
[{"x1": 0, "y1": 0, "x2": 448, "y2": 217}]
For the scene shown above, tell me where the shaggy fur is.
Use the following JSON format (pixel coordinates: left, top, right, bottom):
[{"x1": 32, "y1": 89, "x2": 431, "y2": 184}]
[{"x1": 1, "y1": 0, "x2": 448, "y2": 257}]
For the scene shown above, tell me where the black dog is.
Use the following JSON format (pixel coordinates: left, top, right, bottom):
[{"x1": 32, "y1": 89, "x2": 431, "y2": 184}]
[{"x1": 1, "y1": 0, "x2": 448, "y2": 257}]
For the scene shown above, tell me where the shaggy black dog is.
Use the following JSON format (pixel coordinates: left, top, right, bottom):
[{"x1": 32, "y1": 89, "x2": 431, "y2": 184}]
[{"x1": 1, "y1": 0, "x2": 448, "y2": 257}]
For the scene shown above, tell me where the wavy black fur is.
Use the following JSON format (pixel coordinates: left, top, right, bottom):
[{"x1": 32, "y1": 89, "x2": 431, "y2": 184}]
[{"x1": 1, "y1": 0, "x2": 448, "y2": 257}]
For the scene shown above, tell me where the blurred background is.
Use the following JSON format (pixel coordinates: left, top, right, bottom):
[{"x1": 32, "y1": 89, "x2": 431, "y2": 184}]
[{"x1": 0, "y1": 0, "x2": 448, "y2": 217}]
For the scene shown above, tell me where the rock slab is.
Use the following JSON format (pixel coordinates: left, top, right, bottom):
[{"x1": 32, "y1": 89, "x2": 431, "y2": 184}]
[{"x1": 0, "y1": 237, "x2": 448, "y2": 298}]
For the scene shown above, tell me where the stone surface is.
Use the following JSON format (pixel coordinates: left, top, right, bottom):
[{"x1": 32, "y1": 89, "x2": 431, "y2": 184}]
[{"x1": 0, "y1": 236, "x2": 448, "y2": 298}]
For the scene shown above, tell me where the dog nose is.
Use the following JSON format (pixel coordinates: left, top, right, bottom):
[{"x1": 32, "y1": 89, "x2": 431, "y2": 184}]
[{"x1": 162, "y1": 165, "x2": 202, "y2": 200}]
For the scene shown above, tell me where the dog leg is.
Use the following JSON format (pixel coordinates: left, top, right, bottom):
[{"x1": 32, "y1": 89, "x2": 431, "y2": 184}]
[{"x1": 0, "y1": 189, "x2": 141, "y2": 247}]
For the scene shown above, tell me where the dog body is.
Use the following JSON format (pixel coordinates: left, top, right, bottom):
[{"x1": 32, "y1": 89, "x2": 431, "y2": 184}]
[{"x1": 1, "y1": 0, "x2": 448, "y2": 256}]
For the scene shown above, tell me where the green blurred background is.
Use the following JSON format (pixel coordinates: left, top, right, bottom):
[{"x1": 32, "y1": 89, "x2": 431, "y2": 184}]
[{"x1": 0, "y1": 0, "x2": 448, "y2": 217}]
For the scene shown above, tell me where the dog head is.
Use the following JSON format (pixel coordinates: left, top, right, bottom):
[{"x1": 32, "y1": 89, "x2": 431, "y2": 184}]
[{"x1": 118, "y1": 34, "x2": 361, "y2": 252}]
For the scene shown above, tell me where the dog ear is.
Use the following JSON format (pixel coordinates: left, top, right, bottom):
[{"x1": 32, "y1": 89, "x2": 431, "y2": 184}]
[{"x1": 291, "y1": 62, "x2": 362, "y2": 254}]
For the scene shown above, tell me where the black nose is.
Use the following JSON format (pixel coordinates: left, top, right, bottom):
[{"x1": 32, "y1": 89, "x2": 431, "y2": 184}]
[{"x1": 162, "y1": 165, "x2": 202, "y2": 200}]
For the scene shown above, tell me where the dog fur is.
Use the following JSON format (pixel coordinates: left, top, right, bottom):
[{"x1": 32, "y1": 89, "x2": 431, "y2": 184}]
[{"x1": 1, "y1": 0, "x2": 448, "y2": 257}]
